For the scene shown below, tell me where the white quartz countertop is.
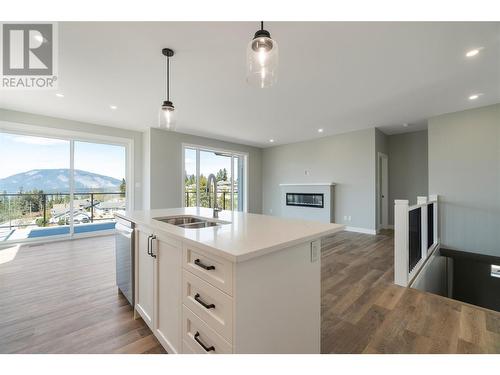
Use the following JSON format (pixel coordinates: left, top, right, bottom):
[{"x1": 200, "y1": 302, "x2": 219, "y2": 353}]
[{"x1": 116, "y1": 207, "x2": 344, "y2": 262}]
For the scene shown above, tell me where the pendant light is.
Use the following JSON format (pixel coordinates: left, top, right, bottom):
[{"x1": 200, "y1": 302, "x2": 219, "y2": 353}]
[
  {"x1": 246, "y1": 21, "x2": 279, "y2": 88},
  {"x1": 159, "y1": 48, "x2": 176, "y2": 130}
]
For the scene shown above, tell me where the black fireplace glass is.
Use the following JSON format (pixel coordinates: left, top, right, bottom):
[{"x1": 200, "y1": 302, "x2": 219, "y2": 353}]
[{"x1": 286, "y1": 193, "x2": 324, "y2": 208}]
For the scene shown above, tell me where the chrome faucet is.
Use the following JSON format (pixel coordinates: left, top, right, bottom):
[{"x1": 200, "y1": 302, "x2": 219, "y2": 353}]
[{"x1": 206, "y1": 174, "x2": 221, "y2": 218}]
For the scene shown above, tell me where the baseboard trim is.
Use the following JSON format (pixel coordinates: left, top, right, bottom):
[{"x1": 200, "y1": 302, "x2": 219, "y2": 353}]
[
  {"x1": 376, "y1": 225, "x2": 394, "y2": 234},
  {"x1": 344, "y1": 226, "x2": 377, "y2": 235}
]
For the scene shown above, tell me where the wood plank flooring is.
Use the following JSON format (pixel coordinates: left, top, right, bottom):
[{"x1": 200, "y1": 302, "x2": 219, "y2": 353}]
[
  {"x1": 0, "y1": 236, "x2": 165, "y2": 354},
  {"x1": 0, "y1": 230, "x2": 499, "y2": 353},
  {"x1": 321, "y1": 230, "x2": 500, "y2": 353}
]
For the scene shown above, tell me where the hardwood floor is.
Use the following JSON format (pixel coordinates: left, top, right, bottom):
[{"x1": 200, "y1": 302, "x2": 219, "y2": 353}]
[
  {"x1": 0, "y1": 236, "x2": 165, "y2": 354},
  {"x1": 1, "y1": 230, "x2": 499, "y2": 353},
  {"x1": 321, "y1": 230, "x2": 500, "y2": 354}
]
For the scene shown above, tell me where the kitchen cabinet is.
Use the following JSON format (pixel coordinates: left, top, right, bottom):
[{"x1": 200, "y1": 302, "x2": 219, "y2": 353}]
[
  {"x1": 154, "y1": 233, "x2": 182, "y2": 353},
  {"x1": 135, "y1": 226, "x2": 182, "y2": 353},
  {"x1": 135, "y1": 228, "x2": 155, "y2": 328}
]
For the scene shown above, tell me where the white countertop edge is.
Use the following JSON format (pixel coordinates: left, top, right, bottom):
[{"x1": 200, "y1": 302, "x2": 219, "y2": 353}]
[
  {"x1": 176, "y1": 225, "x2": 345, "y2": 263},
  {"x1": 115, "y1": 211, "x2": 345, "y2": 263},
  {"x1": 279, "y1": 183, "x2": 336, "y2": 186}
]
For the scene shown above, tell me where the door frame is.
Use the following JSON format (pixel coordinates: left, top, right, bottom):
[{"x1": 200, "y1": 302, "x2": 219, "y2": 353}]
[{"x1": 377, "y1": 152, "x2": 389, "y2": 230}]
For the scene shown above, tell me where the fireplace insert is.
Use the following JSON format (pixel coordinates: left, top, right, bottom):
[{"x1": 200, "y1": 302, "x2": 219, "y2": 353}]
[{"x1": 286, "y1": 193, "x2": 324, "y2": 208}]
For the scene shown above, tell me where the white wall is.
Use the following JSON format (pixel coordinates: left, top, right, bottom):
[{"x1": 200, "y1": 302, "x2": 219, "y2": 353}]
[
  {"x1": 0, "y1": 108, "x2": 144, "y2": 210},
  {"x1": 262, "y1": 128, "x2": 377, "y2": 232},
  {"x1": 388, "y1": 130, "x2": 429, "y2": 225},
  {"x1": 144, "y1": 128, "x2": 263, "y2": 214},
  {"x1": 428, "y1": 103, "x2": 500, "y2": 257}
]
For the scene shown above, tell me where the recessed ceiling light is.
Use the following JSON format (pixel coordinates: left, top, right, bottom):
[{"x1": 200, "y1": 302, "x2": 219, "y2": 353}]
[
  {"x1": 403, "y1": 123, "x2": 409, "y2": 127},
  {"x1": 468, "y1": 94, "x2": 482, "y2": 100},
  {"x1": 110, "y1": 105, "x2": 118, "y2": 110},
  {"x1": 318, "y1": 128, "x2": 324, "y2": 133},
  {"x1": 466, "y1": 48, "x2": 482, "y2": 58},
  {"x1": 269, "y1": 139, "x2": 275, "y2": 143},
  {"x1": 55, "y1": 93, "x2": 64, "y2": 98}
]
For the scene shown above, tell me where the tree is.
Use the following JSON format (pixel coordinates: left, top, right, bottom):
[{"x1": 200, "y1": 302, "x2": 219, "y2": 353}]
[
  {"x1": 216, "y1": 168, "x2": 228, "y2": 182},
  {"x1": 119, "y1": 178, "x2": 126, "y2": 197},
  {"x1": 19, "y1": 189, "x2": 44, "y2": 215}
]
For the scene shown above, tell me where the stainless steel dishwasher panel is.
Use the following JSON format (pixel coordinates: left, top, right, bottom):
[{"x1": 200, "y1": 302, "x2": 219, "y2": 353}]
[{"x1": 115, "y1": 217, "x2": 135, "y2": 306}]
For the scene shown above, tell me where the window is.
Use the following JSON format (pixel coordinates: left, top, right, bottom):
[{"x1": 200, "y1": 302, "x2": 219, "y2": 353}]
[
  {"x1": 183, "y1": 145, "x2": 247, "y2": 212},
  {"x1": 0, "y1": 130, "x2": 129, "y2": 243}
]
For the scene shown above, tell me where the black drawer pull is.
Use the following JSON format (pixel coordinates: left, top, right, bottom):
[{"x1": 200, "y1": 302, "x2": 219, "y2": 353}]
[
  {"x1": 194, "y1": 332, "x2": 215, "y2": 352},
  {"x1": 150, "y1": 235, "x2": 157, "y2": 258},
  {"x1": 194, "y1": 293, "x2": 215, "y2": 309},
  {"x1": 194, "y1": 258, "x2": 215, "y2": 270}
]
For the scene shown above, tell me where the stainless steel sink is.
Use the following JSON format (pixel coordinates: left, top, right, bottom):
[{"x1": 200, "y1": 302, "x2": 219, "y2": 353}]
[
  {"x1": 178, "y1": 221, "x2": 220, "y2": 229},
  {"x1": 154, "y1": 216, "x2": 204, "y2": 225},
  {"x1": 153, "y1": 215, "x2": 229, "y2": 229}
]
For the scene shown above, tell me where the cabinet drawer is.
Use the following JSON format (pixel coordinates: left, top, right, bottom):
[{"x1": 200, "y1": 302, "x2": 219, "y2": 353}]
[
  {"x1": 182, "y1": 306, "x2": 232, "y2": 354},
  {"x1": 183, "y1": 270, "x2": 233, "y2": 343},
  {"x1": 183, "y1": 244, "x2": 233, "y2": 295}
]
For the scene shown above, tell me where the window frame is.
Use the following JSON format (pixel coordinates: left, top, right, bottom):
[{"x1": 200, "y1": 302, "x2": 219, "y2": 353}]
[{"x1": 181, "y1": 143, "x2": 249, "y2": 212}]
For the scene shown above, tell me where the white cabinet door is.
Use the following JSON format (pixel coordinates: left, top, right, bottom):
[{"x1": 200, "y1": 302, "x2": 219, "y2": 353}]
[
  {"x1": 135, "y1": 228, "x2": 155, "y2": 329},
  {"x1": 154, "y1": 234, "x2": 182, "y2": 354}
]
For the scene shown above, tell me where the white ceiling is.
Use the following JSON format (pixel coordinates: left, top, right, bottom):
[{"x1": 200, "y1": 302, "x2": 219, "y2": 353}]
[{"x1": 0, "y1": 22, "x2": 499, "y2": 147}]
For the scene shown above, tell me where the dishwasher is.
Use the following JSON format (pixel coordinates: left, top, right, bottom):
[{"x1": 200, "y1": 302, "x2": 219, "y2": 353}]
[{"x1": 115, "y1": 216, "x2": 135, "y2": 306}]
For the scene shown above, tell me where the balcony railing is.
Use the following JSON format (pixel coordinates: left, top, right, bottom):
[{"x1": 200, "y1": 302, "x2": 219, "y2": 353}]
[
  {"x1": 0, "y1": 192, "x2": 125, "y2": 230},
  {"x1": 394, "y1": 195, "x2": 439, "y2": 287},
  {"x1": 185, "y1": 190, "x2": 238, "y2": 210}
]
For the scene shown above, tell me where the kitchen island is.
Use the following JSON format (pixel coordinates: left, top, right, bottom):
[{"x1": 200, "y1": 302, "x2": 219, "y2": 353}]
[{"x1": 116, "y1": 207, "x2": 343, "y2": 354}]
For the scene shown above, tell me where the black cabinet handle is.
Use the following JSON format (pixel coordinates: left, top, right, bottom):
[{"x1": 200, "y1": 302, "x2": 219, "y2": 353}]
[
  {"x1": 147, "y1": 234, "x2": 153, "y2": 256},
  {"x1": 194, "y1": 258, "x2": 215, "y2": 270},
  {"x1": 194, "y1": 332, "x2": 215, "y2": 352},
  {"x1": 150, "y1": 235, "x2": 157, "y2": 258},
  {"x1": 194, "y1": 293, "x2": 215, "y2": 309}
]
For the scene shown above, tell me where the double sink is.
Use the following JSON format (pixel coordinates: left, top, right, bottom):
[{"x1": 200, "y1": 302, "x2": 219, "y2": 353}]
[{"x1": 154, "y1": 215, "x2": 230, "y2": 229}]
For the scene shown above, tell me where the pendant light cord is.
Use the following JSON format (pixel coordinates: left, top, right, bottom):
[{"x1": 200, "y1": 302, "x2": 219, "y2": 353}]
[
  {"x1": 261, "y1": 21, "x2": 264, "y2": 31},
  {"x1": 166, "y1": 56, "x2": 170, "y2": 101}
]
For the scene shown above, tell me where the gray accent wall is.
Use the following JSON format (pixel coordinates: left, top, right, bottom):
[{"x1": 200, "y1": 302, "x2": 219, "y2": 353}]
[
  {"x1": 375, "y1": 128, "x2": 389, "y2": 229},
  {"x1": 145, "y1": 128, "x2": 263, "y2": 214},
  {"x1": 262, "y1": 128, "x2": 377, "y2": 231},
  {"x1": 0, "y1": 108, "x2": 144, "y2": 210},
  {"x1": 388, "y1": 130, "x2": 429, "y2": 224},
  {"x1": 428, "y1": 103, "x2": 500, "y2": 257}
]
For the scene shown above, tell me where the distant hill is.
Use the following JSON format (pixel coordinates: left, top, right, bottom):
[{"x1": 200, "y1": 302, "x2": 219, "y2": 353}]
[{"x1": 0, "y1": 169, "x2": 122, "y2": 193}]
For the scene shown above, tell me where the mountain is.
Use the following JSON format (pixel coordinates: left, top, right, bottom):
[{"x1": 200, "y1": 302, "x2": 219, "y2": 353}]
[{"x1": 0, "y1": 169, "x2": 123, "y2": 193}]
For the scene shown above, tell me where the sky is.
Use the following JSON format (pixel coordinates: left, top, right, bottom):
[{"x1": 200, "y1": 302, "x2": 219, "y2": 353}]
[
  {"x1": 185, "y1": 149, "x2": 241, "y2": 180},
  {"x1": 0, "y1": 133, "x2": 126, "y2": 180}
]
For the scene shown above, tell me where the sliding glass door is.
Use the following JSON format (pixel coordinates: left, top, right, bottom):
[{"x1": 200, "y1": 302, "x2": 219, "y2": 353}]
[
  {"x1": 0, "y1": 131, "x2": 128, "y2": 243},
  {"x1": 0, "y1": 133, "x2": 70, "y2": 242},
  {"x1": 183, "y1": 145, "x2": 247, "y2": 212},
  {"x1": 73, "y1": 141, "x2": 126, "y2": 234}
]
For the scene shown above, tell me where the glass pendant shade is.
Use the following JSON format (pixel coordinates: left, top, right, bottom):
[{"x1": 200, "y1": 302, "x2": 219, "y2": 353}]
[
  {"x1": 246, "y1": 35, "x2": 278, "y2": 88},
  {"x1": 159, "y1": 100, "x2": 176, "y2": 130}
]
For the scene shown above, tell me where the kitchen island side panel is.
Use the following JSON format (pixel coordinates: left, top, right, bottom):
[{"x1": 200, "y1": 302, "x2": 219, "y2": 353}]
[{"x1": 233, "y1": 241, "x2": 321, "y2": 353}]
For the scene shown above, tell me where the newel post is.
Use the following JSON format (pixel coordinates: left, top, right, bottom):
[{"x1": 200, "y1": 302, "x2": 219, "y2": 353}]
[{"x1": 394, "y1": 199, "x2": 409, "y2": 286}]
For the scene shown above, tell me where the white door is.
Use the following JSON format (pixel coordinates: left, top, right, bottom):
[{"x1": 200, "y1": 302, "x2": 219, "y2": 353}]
[
  {"x1": 136, "y1": 228, "x2": 155, "y2": 328},
  {"x1": 378, "y1": 153, "x2": 389, "y2": 228},
  {"x1": 155, "y1": 235, "x2": 182, "y2": 353}
]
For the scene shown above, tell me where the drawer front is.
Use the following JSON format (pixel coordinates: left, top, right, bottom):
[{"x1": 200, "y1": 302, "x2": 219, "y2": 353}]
[
  {"x1": 183, "y1": 270, "x2": 233, "y2": 343},
  {"x1": 183, "y1": 244, "x2": 233, "y2": 295},
  {"x1": 182, "y1": 306, "x2": 232, "y2": 354}
]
